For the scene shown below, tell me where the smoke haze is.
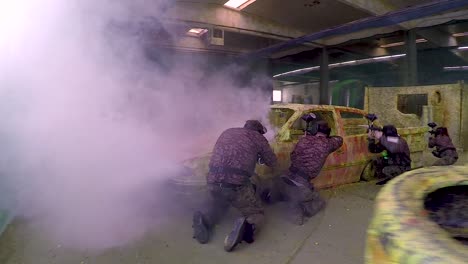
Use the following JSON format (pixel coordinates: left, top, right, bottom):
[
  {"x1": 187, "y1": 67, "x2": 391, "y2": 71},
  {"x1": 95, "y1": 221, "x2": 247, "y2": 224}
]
[{"x1": 0, "y1": 0, "x2": 272, "y2": 250}]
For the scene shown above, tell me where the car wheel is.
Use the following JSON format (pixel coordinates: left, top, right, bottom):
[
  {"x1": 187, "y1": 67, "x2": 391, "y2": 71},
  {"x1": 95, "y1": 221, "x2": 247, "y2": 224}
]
[{"x1": 366, "y1": 166, "x2": 468, "y2": 264}]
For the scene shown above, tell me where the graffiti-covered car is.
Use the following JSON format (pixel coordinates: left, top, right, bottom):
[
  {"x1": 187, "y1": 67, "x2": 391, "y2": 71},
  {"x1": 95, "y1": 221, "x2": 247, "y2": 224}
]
[{"x1": 171, "y1": 104, "x2": 427, "y2": 191}]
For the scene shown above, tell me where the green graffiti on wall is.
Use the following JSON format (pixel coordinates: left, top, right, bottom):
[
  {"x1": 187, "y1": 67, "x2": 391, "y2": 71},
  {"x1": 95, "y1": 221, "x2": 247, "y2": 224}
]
[{"x1": 331, "y1": 79, "x2": 365, "y2": 109}]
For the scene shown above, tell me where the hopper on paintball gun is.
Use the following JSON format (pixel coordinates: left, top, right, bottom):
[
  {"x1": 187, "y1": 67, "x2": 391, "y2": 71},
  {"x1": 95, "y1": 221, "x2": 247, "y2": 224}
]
[{"x1": 365, "y1": 113, "x2": 382, "y2": 132}]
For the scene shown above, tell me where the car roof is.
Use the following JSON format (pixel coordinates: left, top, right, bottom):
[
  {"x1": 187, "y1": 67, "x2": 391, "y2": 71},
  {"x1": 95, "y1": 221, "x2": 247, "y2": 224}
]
[{"x1": 270, "y1": 103, "x2": 366, "y2": 113}]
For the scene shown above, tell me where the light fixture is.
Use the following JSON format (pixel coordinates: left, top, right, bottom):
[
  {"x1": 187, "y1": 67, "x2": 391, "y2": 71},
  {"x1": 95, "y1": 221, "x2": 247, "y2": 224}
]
[
  {"x1": 273, "y1": 54, "x2": 406, "y2": 78},
  {"x1": 444, "y1": 66, "x2": 468, "y2": 71},
  {"x1": 380, "y1": 38, "x2": 427, "y2": 48},
  {"x1": 453, "y1": 32, "x2": 468, "y2": 37},
  {"x1": 457, "y1": 46, "x2": 468, "y2": 50},
  {"x1": 186, "y1": 28, "x2": 208, "y2": 37},
  {"x1": 224, "y1": 0, "x2": 256, "y2": 10},
  {"x1": 272, "y1": 90, "x2": 282, "y2": 102}
]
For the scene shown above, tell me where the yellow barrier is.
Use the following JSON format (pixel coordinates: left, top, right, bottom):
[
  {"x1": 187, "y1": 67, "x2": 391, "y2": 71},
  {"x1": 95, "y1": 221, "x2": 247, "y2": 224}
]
[{"x1": 366, "y1": 166, "x2": 468, "y2": 264}]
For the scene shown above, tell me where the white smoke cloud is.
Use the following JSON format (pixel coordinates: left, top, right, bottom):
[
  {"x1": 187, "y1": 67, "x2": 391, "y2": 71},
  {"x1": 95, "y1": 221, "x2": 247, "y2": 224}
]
[{"x1": 0, "y1": 0, "x2": 272, "y2": 250}]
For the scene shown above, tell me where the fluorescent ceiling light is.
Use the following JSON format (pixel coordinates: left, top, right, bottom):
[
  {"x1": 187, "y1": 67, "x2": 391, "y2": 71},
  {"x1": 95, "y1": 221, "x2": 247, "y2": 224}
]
[
  {"x1": 380, "y1": 39, "x2": 427, "y2": 48},
  {"x1": 186, "y1": 28, "x2": 208, "y2": 37},
  {"x1": 272, "y1": 90, "x2": 282, "y2": 102},
  {"x1": 273, "y1": 54, "x2": 406, "y2": 78},
  {"x1": 458, "y1": 46, "x2": 468, "y2": 50},
  {"x1": 224, "y1": 0, "x2": 256, "y2": 10},
  {"x1": 444, "y1": 66, "x2": 468, "y2": 71},
  {"x1": 453, "y1": 32, "x2": 468, "y2": 37}
]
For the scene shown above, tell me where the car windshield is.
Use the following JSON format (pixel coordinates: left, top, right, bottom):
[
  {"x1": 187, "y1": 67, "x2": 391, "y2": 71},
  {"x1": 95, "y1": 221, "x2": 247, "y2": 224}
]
[{"x1": 269, "y1": 108, "x2": 295, "y2": 129}]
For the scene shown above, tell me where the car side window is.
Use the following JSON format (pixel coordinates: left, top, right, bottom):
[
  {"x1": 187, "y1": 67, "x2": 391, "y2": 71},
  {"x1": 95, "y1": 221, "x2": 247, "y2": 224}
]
[
  {"x1": 340, "y1": 111, "x2": 368, "y2": 136},
  {"x1": 290, "y1": 110, "x2": 337, "y2": 141}
]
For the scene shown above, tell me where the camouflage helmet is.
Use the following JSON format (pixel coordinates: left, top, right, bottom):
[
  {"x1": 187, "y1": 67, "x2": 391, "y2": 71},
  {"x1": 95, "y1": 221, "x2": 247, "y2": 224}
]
[
  {"x1": 316, "y1": 121, "x2": 331, "y2": 136},
  {"x1": 382, "y1": 125, "x2": 398, "y2": 137},
  {"x1": 244, "y1": 120, "x2": 267, "y2": 134}
]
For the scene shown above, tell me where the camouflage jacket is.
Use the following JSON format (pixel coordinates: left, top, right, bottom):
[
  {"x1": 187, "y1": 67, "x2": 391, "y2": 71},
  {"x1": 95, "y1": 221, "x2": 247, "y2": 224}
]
[
  {"x1": 369, "y1": 136, "x2": 411, "y2": 167},
  {"x1": 288, "y1": 134, "x2": 343, "y2": 183},
  {"x1": 429, "y1": 135, "x2": 458, "y2": 157},
  {"x1": 207, "y1": 128, "x2": 277, "y2": 185}
]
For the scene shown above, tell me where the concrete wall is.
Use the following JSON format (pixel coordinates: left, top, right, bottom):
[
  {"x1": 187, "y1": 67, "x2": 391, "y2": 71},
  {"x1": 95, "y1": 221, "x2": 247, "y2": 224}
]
[
  {"x1": 281, "y1": 83, "x2": 320, "y2": 104},
  {"x1": 365, "y1": 82, "x2": 466, "y2": 149},
  {"x1": 461, "y1": 82, "x2": 468, "y2": 150},
  {"x1": 277, "y1": 81, "x2": 340, "y2": 105}
]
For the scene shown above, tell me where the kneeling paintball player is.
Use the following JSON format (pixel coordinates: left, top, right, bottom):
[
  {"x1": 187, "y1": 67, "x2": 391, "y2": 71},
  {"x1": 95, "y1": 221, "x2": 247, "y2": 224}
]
[
  {"x1": 428, "y1": 123, "x2": 458, "y2": 166},
  {"x1": 192, "y1": 120, "x2": 277, "y2": 252},
  {"x1": 279, "y1": 117, "x2": 343, "y2": 225},
  {"x1": 368, "y1": 125, "x2": 411, "y2": 185}
]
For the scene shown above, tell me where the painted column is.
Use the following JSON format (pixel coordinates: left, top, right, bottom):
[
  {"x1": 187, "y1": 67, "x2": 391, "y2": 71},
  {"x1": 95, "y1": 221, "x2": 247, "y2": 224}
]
[
  {"x1": 403, "y1": 30, "x2": 418, "y2": 86},
  {"x1": 319, "y1": 47, "x2": 330, "y2": 104}
]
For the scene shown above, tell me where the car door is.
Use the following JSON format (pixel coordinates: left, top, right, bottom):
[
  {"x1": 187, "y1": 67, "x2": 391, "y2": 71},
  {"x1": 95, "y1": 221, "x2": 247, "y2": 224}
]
[{"x1": 335, "y1": 109, "x2": 373, "y2": 185}]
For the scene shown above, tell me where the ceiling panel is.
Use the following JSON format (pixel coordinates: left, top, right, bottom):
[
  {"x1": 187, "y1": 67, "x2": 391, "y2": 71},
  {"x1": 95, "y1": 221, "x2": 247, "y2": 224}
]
[{"x1": 243, "y1": 0, "x2": 370, "y2": 33}]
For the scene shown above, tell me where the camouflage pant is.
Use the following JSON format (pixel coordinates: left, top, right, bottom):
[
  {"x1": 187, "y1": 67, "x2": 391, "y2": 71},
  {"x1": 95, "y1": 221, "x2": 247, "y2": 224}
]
[
  {"x1": 280, "y1": 179, "x2": 324, "y2": 220},
  {"x1": 432, "y1": 155, "x2": 458, "y2": 166},
  {"x1": 202, "y1": 183, "x2": 264, "y2": 228}
]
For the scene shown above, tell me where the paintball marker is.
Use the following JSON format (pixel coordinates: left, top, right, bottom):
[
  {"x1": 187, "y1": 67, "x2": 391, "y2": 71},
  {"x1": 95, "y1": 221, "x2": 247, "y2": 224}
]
[
  {"x1": 428, "y1": 122, "x2": 438, "y2": 136},
  {"x1": 364, "y1": 113, "x2": 382, "y2": 132}
]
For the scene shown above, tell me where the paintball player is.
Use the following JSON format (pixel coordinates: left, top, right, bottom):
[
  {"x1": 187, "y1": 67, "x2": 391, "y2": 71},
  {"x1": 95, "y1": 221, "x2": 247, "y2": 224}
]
[
  {"x1": 368, "y1": 125, "x2": 411, "y2": 185},
  {"x1": 192, "y1": 120, "x2": 277, "y2": 252},
  {"x1": 428, "y1": 126, "x2": 458, "y2": 166},
  {"x1": 280, "y1": 120, "x2": 343, "y2": 225}
]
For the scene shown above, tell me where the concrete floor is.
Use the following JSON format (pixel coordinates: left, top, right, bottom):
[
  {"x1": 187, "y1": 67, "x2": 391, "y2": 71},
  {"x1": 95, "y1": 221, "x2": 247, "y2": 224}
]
[
  {"x1": 1, "y1": 152, "x2": 467, "y2": 264},
  {"x1": 0, "y1": 182, "x2": 382, "y2": 264}
]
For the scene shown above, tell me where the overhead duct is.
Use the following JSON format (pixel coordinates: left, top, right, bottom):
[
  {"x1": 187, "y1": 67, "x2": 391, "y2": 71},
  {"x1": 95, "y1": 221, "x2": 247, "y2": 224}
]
[{"x1": 243, "y1": 0, "x2": 468, "y2": 59}]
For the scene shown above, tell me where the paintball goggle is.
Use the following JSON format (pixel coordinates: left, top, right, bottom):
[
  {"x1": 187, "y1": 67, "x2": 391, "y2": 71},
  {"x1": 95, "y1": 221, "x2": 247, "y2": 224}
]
[
  {"x1": 365, "y1": 113, "x2": 382, "y2": 132},
  {"x1": 301, "y1": 113, "x2": 317, "y2": 135},
  {"x1": 257, "y1": 154, "x2": 265, "y2": 165},
  {"x1": 428, "y1": 122, "x2": 438, "y2": 136}
]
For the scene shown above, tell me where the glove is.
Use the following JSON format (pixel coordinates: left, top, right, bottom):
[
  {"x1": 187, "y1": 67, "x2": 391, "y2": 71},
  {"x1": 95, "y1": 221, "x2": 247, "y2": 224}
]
[{"x1": 382, "y1": 150, "x2": 389, "y2": 160}]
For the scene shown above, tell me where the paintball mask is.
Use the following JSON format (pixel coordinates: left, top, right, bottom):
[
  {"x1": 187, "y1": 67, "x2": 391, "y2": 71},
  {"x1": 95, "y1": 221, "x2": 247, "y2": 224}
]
[
  {"x1": 428, "y1": 122, "x2": 438, "y2": 136},
  {"x1": 301, "y1": 113, "x2": 317, "y2": 135},
  {"x1": 244, "y1": 120, "x2": 267, "y2": 134}
]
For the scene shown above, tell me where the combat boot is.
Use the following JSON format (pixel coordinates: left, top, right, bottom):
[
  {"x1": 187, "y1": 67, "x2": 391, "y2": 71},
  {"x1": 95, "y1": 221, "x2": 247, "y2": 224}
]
[
  {"x1": 302, "y1": 199, "x2": 326, "y2": 218},
  {"x1": 289, "y1": 212, "x2": 305, "y2": 225},
  {"x1": 192, "y1": 211, "x2": 210, "y2": 244},
  {"x1": 242, "y1": 222, "x2": 255, "y2": 244},
  {"x1": 224, "y1": 217, "x2": 247, "y2": 252}
]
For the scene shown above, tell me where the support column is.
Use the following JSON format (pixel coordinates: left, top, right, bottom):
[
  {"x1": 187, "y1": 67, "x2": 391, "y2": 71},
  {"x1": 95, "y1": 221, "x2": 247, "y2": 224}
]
[
  {"x1": 319, "y1": 48, "x2": 330, "y2": 104},
  {"x1": 403, "y1": 30, "x2": 418, "y2": 86}
]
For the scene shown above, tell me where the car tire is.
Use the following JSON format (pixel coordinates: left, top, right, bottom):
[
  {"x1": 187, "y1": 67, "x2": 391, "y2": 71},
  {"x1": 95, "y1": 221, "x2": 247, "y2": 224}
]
[
  {"x1": 366, "y1": 166, "x2": 468, "y2": 264},
  {"x1": 360, "y1": 161, "x2": 376, "y2": 181}
]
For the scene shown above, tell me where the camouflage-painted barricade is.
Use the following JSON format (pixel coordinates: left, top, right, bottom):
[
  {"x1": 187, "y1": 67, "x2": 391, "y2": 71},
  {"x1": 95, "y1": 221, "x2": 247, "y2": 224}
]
[{"x1": 366, "y1": 166, "x2": 468, "y2": 264}]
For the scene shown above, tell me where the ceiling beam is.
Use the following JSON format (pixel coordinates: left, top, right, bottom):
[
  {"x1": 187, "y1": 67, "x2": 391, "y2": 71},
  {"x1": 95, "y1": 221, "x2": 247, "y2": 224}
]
[
  {"x1": 162, "y1": 2, "x2": 307, "y2": 41},
  {"x1": 337, "y1": 0, "x2": 463, "y2": 59},
  {"x1": 417, "y1": 28, "x2": 458, "y2": 47},
  {"x1": 245, "y1": 0, "x2": 468, "y2": 59}
]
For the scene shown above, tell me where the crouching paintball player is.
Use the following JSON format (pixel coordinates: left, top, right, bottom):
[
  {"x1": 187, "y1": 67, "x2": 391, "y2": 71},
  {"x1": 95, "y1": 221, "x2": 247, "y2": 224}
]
[
  {"x1": 368, "y1": 125, "x2": 411, "y2": 185},
  {"x1": 192, "y1": 120, "x2": 277, "y2": 252},
  {"x1": 279, "y1": 119, "x2": 343, "y2": 225},
  {"x1": 427, "y1": 123, "x2": 458, "y2": 166}
]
